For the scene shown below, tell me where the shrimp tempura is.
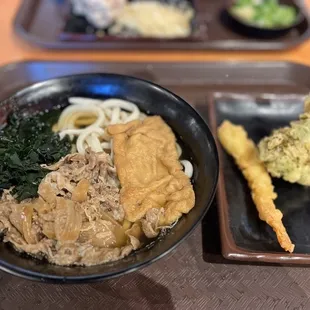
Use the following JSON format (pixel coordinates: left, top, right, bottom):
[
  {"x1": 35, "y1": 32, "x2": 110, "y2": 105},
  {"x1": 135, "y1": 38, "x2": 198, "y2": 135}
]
[{"x1": 218, "y1": 120, "x2": 294, "y2": 253}]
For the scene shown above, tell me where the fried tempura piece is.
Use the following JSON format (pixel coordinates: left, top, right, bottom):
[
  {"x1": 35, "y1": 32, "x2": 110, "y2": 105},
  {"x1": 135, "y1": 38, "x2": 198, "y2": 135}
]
[
  {"x1": 108, "y1": 116, "x2": 195, "y2": 226},
  {"x1": 258, "y1": 96, "x2": 310, "y2": 186},
  {"x1": 218, "y1": 120, "x2": 294, "y2": 253}
]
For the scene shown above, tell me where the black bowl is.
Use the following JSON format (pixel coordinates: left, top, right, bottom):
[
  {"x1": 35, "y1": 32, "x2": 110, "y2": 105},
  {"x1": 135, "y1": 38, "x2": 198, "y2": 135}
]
[
  {"x1": 0, "y1": 73, "x2": 219, "y2": 283},
  {"x1": 223, "y1": 0, "x2": 305, "y2": 39}
]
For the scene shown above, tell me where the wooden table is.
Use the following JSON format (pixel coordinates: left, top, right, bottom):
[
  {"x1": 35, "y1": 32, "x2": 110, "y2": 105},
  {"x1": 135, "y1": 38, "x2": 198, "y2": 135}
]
[{"x1": 1, "y1": 0, "x2": 310, "y2": 67}]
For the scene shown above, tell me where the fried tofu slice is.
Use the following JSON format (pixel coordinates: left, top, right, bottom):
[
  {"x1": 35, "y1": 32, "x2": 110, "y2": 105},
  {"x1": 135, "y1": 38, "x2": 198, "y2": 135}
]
[
  {"x1": 218, "y1": 120, "x2": 294, "y2": 253},
  {"x1": 107, "y1": 116, "x2": 195, "y2": 226}
]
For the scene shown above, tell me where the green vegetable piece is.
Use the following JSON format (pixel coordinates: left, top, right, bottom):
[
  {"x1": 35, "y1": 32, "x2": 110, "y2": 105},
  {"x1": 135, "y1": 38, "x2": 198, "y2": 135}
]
[
  {"x1": 234, "y1": 0, "x2": 253, "y2": 7},
  {"x1": 273, "y1": 5, "x2": 297, "y2": 27},
  {"x1": 232, "y1": 0, "x2": 297, "y2": 28},
  {"x1": 231, "y1": 6, "x2": 255, "y2": 21}
]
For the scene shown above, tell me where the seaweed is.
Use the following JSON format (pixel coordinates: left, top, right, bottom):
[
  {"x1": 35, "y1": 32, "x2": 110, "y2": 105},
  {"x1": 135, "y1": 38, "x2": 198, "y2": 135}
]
[{"x1": 0, "y1": 112, "x2": 71, "y2": 201}]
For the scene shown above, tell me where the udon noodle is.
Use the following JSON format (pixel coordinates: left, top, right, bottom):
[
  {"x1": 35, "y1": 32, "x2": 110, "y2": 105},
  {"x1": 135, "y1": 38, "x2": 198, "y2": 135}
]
[{"x1": 54, "y1": 97, "x2": 194, "y2": 178}]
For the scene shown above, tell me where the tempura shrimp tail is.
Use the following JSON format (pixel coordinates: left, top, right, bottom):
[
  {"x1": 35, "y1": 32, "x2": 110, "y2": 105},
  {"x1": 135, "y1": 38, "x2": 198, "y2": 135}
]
[{"x1": 218, "y1": 120, "x2": 295, "y2": 253}]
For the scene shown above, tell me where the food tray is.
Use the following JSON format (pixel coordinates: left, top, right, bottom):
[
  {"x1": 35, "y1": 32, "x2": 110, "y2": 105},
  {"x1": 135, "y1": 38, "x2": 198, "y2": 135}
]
[
  {"x1": 13, "y1": 0, "x2": 310, "y2": 50},
  {"x1": 1, "y1": 61, "x2": 310, "y2": 309},
  {"x1": 1, "y1": 60, "x2": 310, "y2": 266}
]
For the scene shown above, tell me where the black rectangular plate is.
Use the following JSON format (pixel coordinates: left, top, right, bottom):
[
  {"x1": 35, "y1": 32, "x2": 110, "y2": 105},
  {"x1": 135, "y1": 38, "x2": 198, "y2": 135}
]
[{"x1": 212, "y1": 93, "x2": 310, "y2": 263}]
